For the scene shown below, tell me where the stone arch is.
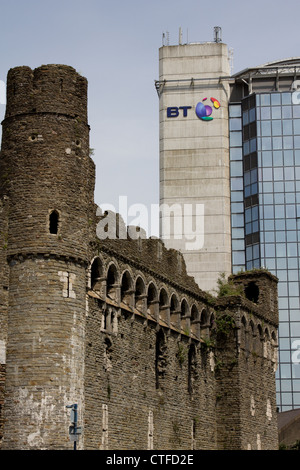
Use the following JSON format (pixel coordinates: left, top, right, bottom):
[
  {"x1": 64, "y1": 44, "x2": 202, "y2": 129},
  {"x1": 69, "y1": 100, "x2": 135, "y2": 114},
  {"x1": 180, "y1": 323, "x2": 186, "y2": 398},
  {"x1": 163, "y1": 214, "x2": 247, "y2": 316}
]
[
  {"x1": 190, "y1": 304, "x2": 200, "y2": 339},
  {"x1": 209, "y1": 311, "x2": 216, "y2": 337},
  {"x1": 264, "y1": 327, "x2": 271, "y2": 360},
  {"x1": 249, "y1": 319, "x2": 255, "y2": 352},
  {"x1": 135, "y1": 275, "x2": 147, "y2": 313},
  {"x1": 180, "y1": 298, "x2": 190, "y2": 334},
  {"x1": 120, "y1": 270, "x2": 134, "y2": 307},
  {"x1": 257, "y1": 323, "x2": 264, "y2": 356},
  {"x1": 159, "y1": 287, "x2": 169, "y2": 325},
  {"x1": 170, "y1": 293, "x2": 180, "y2": 328},
  {"x1": 271, "y1": 330, "x2": 278, "y2": 368},
  {"x1": 200, "y1": 308, "x2": 209, "y2": 339},
  {"x1": 106, "y1": 263, "x2": 119, "y2": 301},
  {"x1": 89, "y1": 255, "x2": 104, "y2": 291},
  {"x1": 147, "y1": 282, "x2": 159, "y2": 319}
]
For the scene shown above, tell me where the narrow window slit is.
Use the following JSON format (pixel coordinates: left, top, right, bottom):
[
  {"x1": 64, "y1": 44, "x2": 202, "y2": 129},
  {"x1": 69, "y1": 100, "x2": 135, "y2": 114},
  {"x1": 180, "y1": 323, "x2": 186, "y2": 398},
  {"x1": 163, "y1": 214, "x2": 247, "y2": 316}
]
[{"x1": 49, "y1": 210, "x2": 59, "y2": 234}]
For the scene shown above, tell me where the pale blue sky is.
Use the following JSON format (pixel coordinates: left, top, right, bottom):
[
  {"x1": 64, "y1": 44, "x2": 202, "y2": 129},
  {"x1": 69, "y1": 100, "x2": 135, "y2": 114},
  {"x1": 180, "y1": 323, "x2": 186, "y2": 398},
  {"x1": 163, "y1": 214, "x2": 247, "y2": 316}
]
[{"x1": 1, "y1": 0, "x2": 300, "y2": 235}]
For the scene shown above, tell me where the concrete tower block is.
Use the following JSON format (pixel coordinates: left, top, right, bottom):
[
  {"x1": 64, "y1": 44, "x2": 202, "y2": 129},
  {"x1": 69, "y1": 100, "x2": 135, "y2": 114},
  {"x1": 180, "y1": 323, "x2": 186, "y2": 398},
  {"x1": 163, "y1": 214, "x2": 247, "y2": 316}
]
[
  {"x1": 0, "y1": 65, "x2": 94, "y2": 449},
  {"x1": 158, "y1": 42, "x2": 232, "y2": 294}
]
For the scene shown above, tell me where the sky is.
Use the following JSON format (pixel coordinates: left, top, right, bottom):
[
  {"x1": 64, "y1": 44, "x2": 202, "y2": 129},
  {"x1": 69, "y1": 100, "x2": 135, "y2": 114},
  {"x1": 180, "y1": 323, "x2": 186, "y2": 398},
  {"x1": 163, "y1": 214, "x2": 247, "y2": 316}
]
[{"x1": 1, "y1": 0, "x2": 300, "y2": 236}]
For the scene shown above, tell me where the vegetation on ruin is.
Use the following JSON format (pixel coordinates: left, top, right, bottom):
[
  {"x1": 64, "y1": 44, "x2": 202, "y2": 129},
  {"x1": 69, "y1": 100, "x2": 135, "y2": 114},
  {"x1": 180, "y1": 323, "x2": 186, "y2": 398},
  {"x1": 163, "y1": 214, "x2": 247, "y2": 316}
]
[
  {"x1": 215, "y1": 272, "x2": 244, "y2": 298},
  {"x1": 215, "y1": 312, "x2": 236, "y2": 337}
]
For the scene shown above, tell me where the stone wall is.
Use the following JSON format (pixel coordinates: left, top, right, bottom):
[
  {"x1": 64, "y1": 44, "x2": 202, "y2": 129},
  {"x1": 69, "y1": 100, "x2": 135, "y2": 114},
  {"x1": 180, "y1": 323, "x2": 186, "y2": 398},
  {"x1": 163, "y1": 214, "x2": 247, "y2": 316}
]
[
  {"x1": 84, "y1": 240, "x2": 219, "y2": 449},
  {"x1": 2, "y1": 255, "x2": 87, "y2": 449},
  {"x1": 0, "y1": 196, "x2": 9, "y2": 447},
  {"x1": 83, "y1": 237, "x2": 279, "y2": 450}
]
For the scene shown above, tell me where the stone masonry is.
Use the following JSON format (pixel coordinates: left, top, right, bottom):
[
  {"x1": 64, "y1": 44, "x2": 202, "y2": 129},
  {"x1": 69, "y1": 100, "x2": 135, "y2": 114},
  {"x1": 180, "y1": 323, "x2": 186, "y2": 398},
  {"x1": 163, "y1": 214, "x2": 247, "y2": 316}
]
[{"x1": 0, "y1": 65, "x2": 279, "y2": 450}]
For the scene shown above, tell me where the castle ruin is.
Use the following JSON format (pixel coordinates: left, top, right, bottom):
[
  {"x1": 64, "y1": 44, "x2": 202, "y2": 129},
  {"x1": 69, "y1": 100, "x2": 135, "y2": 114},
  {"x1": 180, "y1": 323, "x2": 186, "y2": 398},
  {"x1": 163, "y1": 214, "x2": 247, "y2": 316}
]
[{"x1": 0, "y1": 65, "x2": 279, "y2": 450}]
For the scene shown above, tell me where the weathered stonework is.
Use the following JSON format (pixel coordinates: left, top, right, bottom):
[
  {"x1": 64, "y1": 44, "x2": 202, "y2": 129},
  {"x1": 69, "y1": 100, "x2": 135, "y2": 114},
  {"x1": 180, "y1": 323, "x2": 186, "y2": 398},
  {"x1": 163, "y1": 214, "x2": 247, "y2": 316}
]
[{"x1": 0, "y1": 65, "x2": 279, "y2": 450}]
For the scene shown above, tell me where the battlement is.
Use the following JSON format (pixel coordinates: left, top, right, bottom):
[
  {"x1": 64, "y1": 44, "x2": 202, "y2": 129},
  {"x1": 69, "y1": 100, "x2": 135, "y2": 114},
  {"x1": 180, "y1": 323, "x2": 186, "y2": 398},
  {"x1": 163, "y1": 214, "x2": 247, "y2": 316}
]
[{"x1": 4, "y1": 65, "x2": 87, "y2": 123}]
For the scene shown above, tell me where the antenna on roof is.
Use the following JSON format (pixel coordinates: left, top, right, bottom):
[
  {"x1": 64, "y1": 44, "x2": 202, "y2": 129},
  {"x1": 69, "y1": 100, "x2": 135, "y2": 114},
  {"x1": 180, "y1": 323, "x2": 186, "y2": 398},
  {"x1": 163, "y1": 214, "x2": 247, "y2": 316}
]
[
  {"x1": 179, "y1": 27, "x2": 183, "y2": 45},
  {"x1": 228, "y1": 47, "x2": 234, "y2": 75},
  {"x1": 214, "y1": 26, "x2": 222, "y2": 43},
  {"x1": 162, "y1": 31, "x2": 170, "y2": 46}
]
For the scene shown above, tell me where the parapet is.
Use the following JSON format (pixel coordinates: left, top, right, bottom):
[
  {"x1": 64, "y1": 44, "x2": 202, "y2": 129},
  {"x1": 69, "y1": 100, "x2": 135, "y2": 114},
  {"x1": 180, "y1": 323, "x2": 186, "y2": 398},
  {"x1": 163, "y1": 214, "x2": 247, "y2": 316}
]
[{"x1": 4, "y1": 65, "x2": 87, "y2": 123}]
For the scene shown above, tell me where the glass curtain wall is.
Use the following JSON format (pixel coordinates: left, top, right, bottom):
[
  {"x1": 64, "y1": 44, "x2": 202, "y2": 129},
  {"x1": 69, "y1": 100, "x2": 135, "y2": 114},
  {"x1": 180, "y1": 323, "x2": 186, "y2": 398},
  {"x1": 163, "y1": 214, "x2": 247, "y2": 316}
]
[
  {"x1": 257, "y1": 91, "x2": 300, "y2": 410},
  {"x1": 229, "y1": 91, "x2": 300, "y2": 410}
]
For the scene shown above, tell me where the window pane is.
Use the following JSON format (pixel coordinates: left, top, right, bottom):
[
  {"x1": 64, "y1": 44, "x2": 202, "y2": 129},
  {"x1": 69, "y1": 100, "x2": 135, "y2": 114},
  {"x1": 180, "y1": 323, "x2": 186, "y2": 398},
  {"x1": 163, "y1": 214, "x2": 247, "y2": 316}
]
[
  {"x1": 262, "y1": 137, "x2": 272, "y2": 150},
  {"x1": 283, "y1": 120, "x2": 293, "y2": 135},
  {"x1": 277, "y1": 243, "x2": 287, "y2": 257},
  {"x1": 282, "y1": 106, "x2": 292, "y2": 118},
  {"x1": 284, "y1": 150, "x2": 294, "y2": 166},
  {"x1": 249, "y1": 108, "x2": 256, "y2": 122},
  {"x1": 229, "y1": 105, "x2": 242, "y2": 117},
  {"x1": 232, "y1": 252, "x2": 245, "y2": 265},
  {"x1": 261, "y1": 94, "x2": 270, "y2": 106},
  {"x1": 263, "y1": 167, "x2": 273, "y2": 181},
  {"x1": 272, "y1": 106, "x2": 281, "y2": 119},
  {"x1": 282, "y1": 93, "x2": 292, "y2": 105},
  {"x1": 243, "y1": 110, "x2": 249, "y2": 125},
  {"x1": 231, "y1": 178, "x2": 243, "y2": 190},
  {"x1": 231, "y1": 213, "x2": 244, "y2": 227},
  {"x1": 274, "y1": 167, "x2": 283, "y2": 181},
  {"x1": 283, "y1": 136, "x2": 293, "y2": 149},
  {"x1": 261, "y1": 120, "x2": 271, "y2": 136},
  {"x1": 230, "y1": 149, "x2": 243, "y2": 163},
  {"x1": 261, "y1": 107, "x2": 271, "y2": 119},
  {"x1": 273, "y1": 150, "x2": 283, "y2": 166},
  {"x1": 230, "y1": 161, "x2": 243, "y2": 177},
  {"x1": 230, "y1": 132, "x2": 242, "y2": 147},
  {"x1": 273, "y1": 137, "x2": 283, "y2": 150},
  {"x1": 294, "y1": 136, "x2": 300, "y2": 148},
  {"x1": 271, "y1": 93, "x2": 281, "y2": 105},
  {"x1": 230, "y1": 118, "x2": 242, "y2": 131},
  {"x1": 272, "y1": 120, "x2": 282, "y2": 135}
]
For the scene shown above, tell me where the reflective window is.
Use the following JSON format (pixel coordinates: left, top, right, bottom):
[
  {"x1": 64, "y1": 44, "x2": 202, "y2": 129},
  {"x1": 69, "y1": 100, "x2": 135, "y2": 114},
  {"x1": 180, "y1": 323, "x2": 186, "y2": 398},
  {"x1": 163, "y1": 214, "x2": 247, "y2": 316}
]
[
  {"x1": 229, "y1": 105, "x2": 242, "y2": 117},
  {"x1": 230, "y1": 92, "x2": 300, "y2": 410}
]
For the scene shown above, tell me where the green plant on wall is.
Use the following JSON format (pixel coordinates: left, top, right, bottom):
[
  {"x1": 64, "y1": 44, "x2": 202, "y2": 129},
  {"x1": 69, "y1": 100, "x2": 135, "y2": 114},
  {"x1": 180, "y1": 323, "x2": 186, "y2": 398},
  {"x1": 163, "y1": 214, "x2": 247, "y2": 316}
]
[
  {"x1": 215, "y1": 272, "x2": 244, "y2": 298},
  {"x1": 215, "y1": 312, "x2": 235, "y2": 337},
  {"x1": 176, "y1": 342, "x2": 187, "y2": 365},
  {"x1": 172, "y1": 420, "x2": 182, "y2": 445},
  {"x1": 201, "y1": 337, "x2": 215, "y2": 350}
]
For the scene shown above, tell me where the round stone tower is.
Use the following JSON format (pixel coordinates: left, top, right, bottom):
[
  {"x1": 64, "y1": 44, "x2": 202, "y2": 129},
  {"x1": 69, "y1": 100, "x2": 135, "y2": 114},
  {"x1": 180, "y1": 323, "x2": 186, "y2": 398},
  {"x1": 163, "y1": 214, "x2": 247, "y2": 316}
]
[{"x1": 0, "y1": 65, "x2": 95, "y2": 449}]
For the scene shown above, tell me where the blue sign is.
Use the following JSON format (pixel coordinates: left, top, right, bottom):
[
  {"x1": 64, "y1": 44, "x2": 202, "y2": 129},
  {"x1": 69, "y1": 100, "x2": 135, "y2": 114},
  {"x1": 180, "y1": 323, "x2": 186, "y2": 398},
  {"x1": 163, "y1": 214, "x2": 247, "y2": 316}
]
[
  {"x1": 167, "y1": 98, "x2": 220, "y2": 121},
  {"x1": 167, "y1": 106, "x2": 191, "y2": 118}
]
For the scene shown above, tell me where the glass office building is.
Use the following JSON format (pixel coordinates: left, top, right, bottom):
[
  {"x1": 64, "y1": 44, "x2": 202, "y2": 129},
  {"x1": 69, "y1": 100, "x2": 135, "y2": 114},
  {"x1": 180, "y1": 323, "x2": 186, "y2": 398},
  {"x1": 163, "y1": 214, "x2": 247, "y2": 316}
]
[{"x1": 229, "y1": 58, "x2": 300, "y2": 411}]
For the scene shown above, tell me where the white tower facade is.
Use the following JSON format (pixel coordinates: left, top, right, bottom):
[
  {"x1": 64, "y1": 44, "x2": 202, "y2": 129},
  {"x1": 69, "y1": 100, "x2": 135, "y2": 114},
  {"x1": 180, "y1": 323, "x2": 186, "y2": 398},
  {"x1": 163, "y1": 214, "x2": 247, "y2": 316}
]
[{"x1": 157, "y1": 41, "x2": 232, "y2": 292}]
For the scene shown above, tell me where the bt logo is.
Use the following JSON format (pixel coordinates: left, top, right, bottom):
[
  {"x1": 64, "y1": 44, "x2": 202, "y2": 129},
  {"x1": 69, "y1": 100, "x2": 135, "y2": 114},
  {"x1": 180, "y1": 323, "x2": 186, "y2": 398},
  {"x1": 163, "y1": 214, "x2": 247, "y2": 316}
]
[{"x1": 167, "y1": 97, "x2": 220, "y2": 121}]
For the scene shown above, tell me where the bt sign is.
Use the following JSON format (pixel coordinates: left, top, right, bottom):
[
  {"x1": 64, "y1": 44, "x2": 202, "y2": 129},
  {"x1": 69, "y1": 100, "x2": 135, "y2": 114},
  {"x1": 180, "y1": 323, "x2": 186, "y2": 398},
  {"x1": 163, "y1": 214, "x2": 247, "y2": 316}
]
[{"x1": 167, "y1": 97, "x2": 220, "y2": 121}]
